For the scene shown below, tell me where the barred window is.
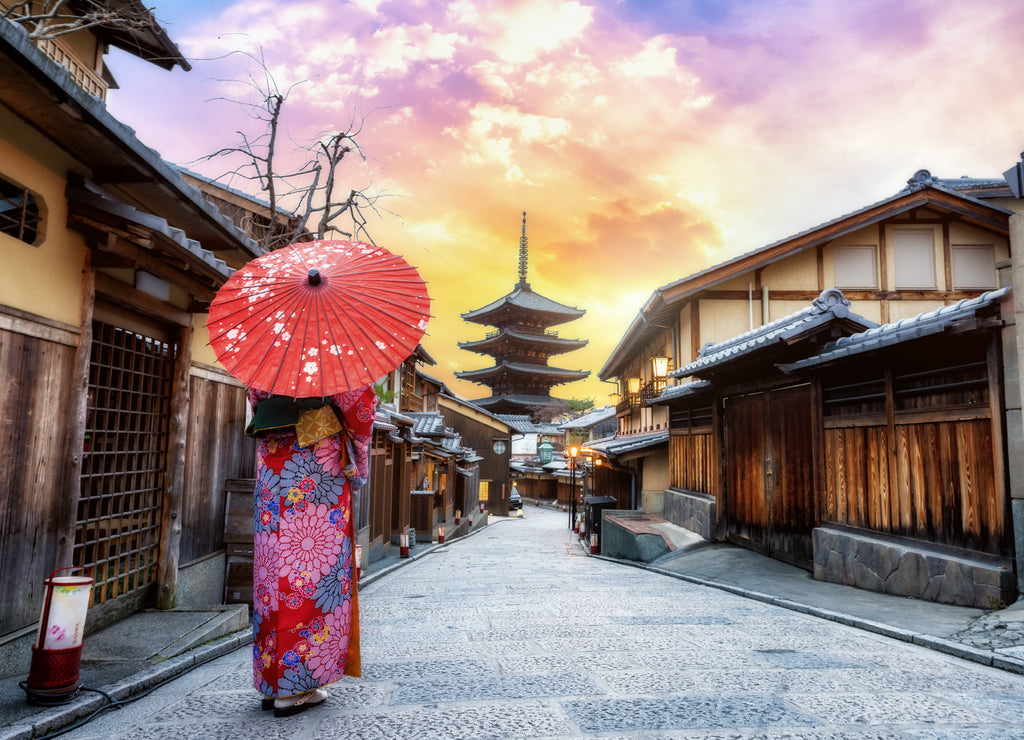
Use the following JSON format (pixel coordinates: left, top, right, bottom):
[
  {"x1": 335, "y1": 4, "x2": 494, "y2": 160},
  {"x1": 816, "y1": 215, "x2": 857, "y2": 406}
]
[{"x1": 0, "y1": 175, "x2": 41, "y2": 245}]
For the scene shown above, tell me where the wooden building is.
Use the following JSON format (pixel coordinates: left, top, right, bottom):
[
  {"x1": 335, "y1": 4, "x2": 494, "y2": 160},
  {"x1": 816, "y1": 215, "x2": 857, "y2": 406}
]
[
  {"x1": 595, "y1": 168, "x2": 1023, "y2": 606},
  {"x1": 598, "y1": 172, "x2": 1015, "y2": 510},
  {"x1": 0, "y1": 9, "x2": 261, "y2": 672},
  {"x1": 458, "y1": 213, "x2": 589, "y2": 418},
  {"x1": 655, "y1": 287, "x2": 1015, "y2": 607},
  {"x1": 437, "y1": 394, "x2": 512, "y2": 517}
]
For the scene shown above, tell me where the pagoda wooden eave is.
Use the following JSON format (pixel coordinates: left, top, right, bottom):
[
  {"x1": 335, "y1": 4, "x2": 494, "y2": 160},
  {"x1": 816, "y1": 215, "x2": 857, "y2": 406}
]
[
  {"x1": 462, "y1": 286, "x2": 585, "y2": 328},
  {"x1": 456, "y1": 361, "x2": 589, "y2": 384},
  {"x1": 459, "y1": 327, "x2": 587, "y2": 356}
]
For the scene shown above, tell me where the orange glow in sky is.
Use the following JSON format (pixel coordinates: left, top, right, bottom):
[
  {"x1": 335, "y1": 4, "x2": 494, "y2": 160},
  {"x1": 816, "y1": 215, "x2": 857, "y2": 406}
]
[{"x1": 108, "y1": 0, "x2": 1024, "y2": 405}]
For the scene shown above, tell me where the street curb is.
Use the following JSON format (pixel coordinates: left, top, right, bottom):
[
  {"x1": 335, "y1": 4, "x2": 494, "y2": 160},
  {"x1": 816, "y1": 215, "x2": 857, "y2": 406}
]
[
  {"x1": 595, "y1": 553, "x2": 1024, "y2": 676},
  {"x1": 5, "y1": 629, "x2": 251, "y2": 740}
]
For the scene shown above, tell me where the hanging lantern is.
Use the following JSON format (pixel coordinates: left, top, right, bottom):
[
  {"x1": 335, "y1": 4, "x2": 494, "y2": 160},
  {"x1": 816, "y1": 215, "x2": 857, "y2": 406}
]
[{"x1": 24, "y1": 568, "x2": 94, "y2": 705}]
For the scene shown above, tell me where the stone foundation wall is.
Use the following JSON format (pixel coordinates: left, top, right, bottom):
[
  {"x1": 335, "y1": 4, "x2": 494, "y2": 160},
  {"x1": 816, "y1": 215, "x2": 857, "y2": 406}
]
[
  {"x1": 812, "y1": 527, "x2": 1017, "y2": 609},
  {"x1": 663, "y1": 489, "x2": 716, "y2": 541}
]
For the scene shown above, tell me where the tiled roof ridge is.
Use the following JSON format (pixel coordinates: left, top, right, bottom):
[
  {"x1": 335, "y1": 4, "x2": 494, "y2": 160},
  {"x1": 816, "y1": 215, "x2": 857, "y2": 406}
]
[{"x1": 780, "y1": 287, "x2": 1010, "y2": 371}]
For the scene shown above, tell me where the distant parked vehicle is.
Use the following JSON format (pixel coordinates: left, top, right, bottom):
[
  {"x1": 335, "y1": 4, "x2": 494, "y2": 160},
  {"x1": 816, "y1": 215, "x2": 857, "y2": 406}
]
[{"x1": 509, "y1": 487, "x2": 522, "y2": 511}]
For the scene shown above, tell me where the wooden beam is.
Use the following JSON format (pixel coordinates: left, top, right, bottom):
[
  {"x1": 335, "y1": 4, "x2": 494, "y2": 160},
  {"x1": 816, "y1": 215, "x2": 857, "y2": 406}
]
[
  {"x1": 157, "y1": 323, "x2": 193, "y2": 609},
  {"x1": 690, "y1": 301, "x2": 701, "y2": 360},
  {"x1": 94, "y1": 270, "x2": 191, "y2": 327},
  {"x1": 942, "y1": 222, "x2": 953, "y2": 294},
  {"x1": 71, "y1": 215, "x2": 221, "y2": 299},
  {"x1": 57, "y1": 250, "x2": 94, "y2": 567}
]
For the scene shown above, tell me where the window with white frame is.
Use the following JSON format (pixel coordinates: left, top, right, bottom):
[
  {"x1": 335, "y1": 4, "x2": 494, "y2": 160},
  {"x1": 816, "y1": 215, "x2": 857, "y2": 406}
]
[
  {"x1": 893, "y1": 230, "x2": 935, "y2": 289},
  {"x1": 951, "y1": 245, "x2": 996, "y2": 289},
  {"x1": 833, "y1": 245, "x2": 877, "y2": 289}
]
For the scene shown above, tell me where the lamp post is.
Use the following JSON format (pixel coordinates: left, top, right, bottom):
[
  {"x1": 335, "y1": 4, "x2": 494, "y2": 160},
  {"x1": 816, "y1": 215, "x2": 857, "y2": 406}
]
[{"x1": 567, "y1": 445, "x2": 579, "y2": 530}]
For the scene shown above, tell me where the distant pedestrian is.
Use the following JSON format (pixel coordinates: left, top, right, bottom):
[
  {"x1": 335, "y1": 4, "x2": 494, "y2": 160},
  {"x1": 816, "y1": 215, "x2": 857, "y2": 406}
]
[{"x1": 247, "y1": 386, "x2": 377, "y2": 717}]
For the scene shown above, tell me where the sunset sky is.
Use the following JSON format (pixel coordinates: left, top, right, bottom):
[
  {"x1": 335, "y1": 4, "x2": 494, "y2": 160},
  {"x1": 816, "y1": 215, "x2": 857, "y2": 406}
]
[{"x1": 106, "y1": 0, "x2": 1024, "y2": 405}]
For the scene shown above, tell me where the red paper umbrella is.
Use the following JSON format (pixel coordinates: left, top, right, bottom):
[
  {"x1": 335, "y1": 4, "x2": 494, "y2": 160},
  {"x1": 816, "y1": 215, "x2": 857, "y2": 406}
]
[{"x1": 206, "y1": 240, "x2": 430, "y2": 397}]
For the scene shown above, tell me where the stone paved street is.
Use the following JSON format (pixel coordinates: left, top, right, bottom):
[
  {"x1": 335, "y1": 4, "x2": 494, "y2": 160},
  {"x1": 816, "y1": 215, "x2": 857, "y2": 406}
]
[{"x1": 61, "y1": 508, "x2": 1024, "y2": 739}]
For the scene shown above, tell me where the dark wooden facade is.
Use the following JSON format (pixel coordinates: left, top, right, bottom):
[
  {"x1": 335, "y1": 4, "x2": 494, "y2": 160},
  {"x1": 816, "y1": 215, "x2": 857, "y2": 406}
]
[
  {"x1": 660, "y1": 297, "x2": 1012, "y2": 582},
  {"x1": 817, "y1": 334, "x2": 1008, "y2": 556},
  {"x1": 0, "y1": 313, "x2": 80, "y2": 634},
  {"x1": 438, "y1": 395, "x2": 510, "y2": 515}
]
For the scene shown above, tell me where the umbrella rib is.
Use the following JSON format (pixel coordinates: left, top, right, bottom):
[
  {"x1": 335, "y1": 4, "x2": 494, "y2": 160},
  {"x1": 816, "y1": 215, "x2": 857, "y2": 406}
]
[
  {"x1": 229, "y1": 282, "x2": 311, "y2": 394},
  {"x1": 210, "y1": 278, "x2": 308, "y2": 369},
  {"x1": 206, "y1": 273, "x2": 308, "y2": 345},
  {"x1": 320, "y1": 290, "x2": 363, "y2": 392}
]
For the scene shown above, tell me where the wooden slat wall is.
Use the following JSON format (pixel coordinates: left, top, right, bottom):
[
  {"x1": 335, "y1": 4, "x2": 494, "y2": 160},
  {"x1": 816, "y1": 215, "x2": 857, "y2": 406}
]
[
  {"x1": 0, "y1": 327, "x2": 77, "y2": 634},
  {"x1": 823, "y1": 419, "x2": 1003, "y2": 554},
  {"x1": 180, "y1": 375, "x2": 255, "y2": 564},
  {"x1": 370, "y1": 429, "x2": 393, "y2": 542},
  {"x1": 668, "y1": 432, "x2": 717, "y2": 495}
]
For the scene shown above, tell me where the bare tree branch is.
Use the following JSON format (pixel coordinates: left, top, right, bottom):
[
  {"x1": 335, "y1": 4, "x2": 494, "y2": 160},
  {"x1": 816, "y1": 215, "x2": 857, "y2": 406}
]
[
  {"x1": 194, "y1": 49, "x2": 388, "y2": 251},
  {"x1": 3, "y1": 0, "x2": 157, "y2": 40}
]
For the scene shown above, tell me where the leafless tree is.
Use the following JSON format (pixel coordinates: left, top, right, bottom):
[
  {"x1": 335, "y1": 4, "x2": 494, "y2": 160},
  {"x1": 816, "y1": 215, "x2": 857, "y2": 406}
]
[
  {"x1": 2, "y1": 0, "x2": 156, "y2": 40},
  {"x1": 198, "y1": 50, "x2": 386, "y2": 251}
]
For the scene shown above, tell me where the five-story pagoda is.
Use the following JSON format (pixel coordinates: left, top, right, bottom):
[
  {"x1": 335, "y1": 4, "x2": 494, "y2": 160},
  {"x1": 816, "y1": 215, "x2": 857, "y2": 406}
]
[{"x1": 457, "y1": 213, "x2": 589, "y2": 418}]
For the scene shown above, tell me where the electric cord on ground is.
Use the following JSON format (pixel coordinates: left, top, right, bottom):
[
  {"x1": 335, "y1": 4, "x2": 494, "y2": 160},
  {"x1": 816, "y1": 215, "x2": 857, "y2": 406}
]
[{"x1": 25, "y1": 639, "x2": 243, "y2": 740}]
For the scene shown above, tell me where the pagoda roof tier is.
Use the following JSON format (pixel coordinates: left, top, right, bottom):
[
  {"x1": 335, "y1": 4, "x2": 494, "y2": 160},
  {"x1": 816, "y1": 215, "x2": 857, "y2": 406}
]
[
  {"x1": 462, "y1": 286, "x2": 585, "y2": 327},
  {"x1": 458, "y1": 327, "x2": 588, "y2": 356},
  {"x1": 455, "y1": 361, "x2": 590, "y2": 384},
  {"x1": 471, "y1": 394, "x2": 566, "y2": 411}
]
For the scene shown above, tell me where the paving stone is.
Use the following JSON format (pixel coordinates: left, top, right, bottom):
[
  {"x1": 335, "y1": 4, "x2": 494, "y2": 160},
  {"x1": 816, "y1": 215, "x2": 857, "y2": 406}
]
[
  {"x1": 389, "y1": 671, "x2": 604, "y2": 705},
  {"x1": 310, "y1": 701, "x2": 572, "y2": 739},
  {"x1": 562, "y1": 695, "x2": 820, "y2": 732},
  {"x1": 784, "y1": 692, "x2": 1000, "y2": 725}
]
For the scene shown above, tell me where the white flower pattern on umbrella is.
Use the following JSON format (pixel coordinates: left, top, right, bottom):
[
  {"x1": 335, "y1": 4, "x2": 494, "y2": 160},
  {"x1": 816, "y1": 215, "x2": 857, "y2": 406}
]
[{"x1": 207, "y1": 240, "x2": 430, "y2": 396}]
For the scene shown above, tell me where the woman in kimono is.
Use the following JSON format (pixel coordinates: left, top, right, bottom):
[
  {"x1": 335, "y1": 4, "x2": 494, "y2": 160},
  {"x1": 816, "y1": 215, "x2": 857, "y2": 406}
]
[{"x1": 247, "y1": 385, "x2": 377, "y2": 717}]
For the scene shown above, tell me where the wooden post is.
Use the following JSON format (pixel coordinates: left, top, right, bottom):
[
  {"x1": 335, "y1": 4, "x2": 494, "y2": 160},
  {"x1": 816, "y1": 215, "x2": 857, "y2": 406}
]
[
  {"x1": 57, "y1": 250, "x2": 95, "y2": 568},
  {"x1": 157, "y1": 322, "x2": 192, "y2": 609}
]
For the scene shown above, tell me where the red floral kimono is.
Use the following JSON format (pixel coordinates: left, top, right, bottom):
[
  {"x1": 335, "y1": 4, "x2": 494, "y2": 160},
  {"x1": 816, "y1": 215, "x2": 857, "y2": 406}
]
[{"x1": 248, "y1": 385, "x2": 376, "y2": 698}]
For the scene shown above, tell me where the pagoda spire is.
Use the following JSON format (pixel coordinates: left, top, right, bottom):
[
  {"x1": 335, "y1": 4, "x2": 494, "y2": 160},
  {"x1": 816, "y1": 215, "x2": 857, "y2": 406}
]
[{"x1": 517, "y1": 211, "x2": 529, "y2": 288}]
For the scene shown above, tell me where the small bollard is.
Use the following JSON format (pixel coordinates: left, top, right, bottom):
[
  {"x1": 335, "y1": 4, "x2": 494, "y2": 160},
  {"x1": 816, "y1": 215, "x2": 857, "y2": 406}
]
[
  {"x1": 437, "y1": 525, "x2": 445, "y2": 544},
  {"x1": 590, "y1": 532, "x2": 599, "y2": 554},
  {"x1": 399, "y1": 532, "x2": 409, "y2": 558},
  {"x1": 455, "y1": 509, "x2": 461, "y2": 524}
]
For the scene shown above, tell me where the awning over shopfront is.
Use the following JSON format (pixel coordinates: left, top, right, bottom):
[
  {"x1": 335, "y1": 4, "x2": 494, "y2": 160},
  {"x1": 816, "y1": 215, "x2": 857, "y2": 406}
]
[{"x1": 585, "y1": 430, "x2": 668, "y2": 464}]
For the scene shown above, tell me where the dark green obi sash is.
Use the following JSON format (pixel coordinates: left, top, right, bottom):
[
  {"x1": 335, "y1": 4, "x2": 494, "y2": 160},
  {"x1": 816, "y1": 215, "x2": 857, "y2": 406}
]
[{"x1": 246, "y1": 395, "x2": 342, "y2": 437}]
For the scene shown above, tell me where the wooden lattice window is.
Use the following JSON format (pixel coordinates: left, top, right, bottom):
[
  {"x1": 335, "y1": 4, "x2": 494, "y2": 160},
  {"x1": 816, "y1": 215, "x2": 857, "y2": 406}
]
[
  {"x1": 894, "y1": 361, "x2": 989, "y2": 413},
  {"x1": 0, "y1": 175, "x2": 41, "y2": 244},
  {"x1": 75, "y1": 321, "x2": 174, "y2": 604},
  {"x1": 822, "y1": 376, "x2": 886, "y2": 420},
  {"x1": 669, "y1": 402, "x2": 713, "y2": 432}
]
